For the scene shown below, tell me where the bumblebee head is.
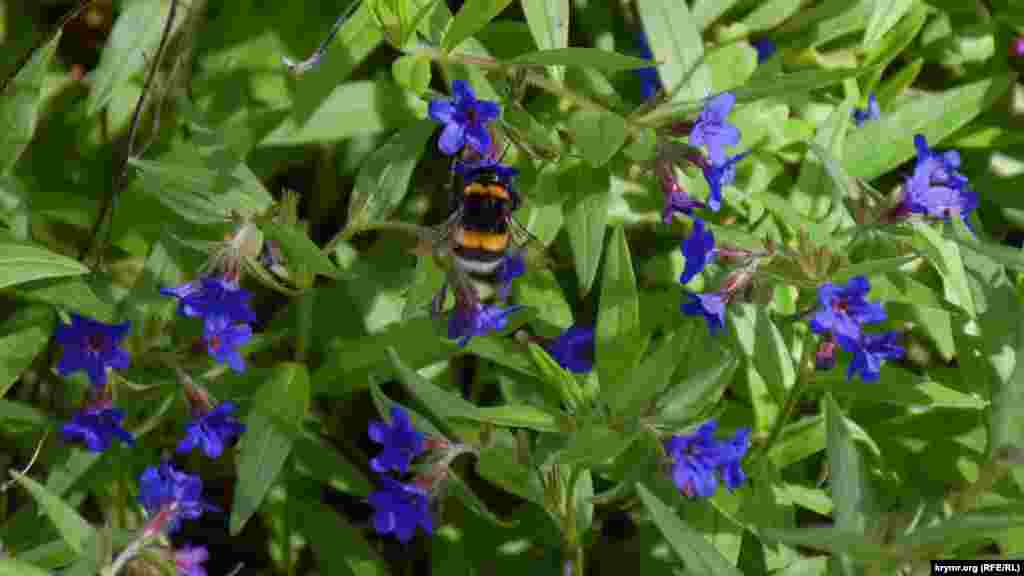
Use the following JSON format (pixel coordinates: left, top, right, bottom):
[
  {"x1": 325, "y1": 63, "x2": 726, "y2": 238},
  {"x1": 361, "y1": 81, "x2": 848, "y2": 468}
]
[{"x1": 456, "y1": 160, "x2": 521, "y2": 210}]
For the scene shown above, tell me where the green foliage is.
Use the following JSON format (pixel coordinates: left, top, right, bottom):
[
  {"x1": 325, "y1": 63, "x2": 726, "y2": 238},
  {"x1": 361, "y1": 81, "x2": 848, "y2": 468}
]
[{"x1": 2, "y1": 0, "x2": 1024, "y2": 573}]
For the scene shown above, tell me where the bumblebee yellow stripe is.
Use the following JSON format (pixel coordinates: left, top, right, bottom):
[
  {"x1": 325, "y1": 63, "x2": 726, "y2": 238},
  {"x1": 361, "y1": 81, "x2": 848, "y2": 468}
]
[
  {"x1": 456, "y1": 229, "x2": 510, "y2": 251},
  {"x1": 464, "y1": 182, "x2": 511, "y2": 200}
]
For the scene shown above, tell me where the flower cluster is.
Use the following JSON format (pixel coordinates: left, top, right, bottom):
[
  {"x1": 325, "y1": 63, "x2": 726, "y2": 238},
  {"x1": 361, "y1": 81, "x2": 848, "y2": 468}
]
[
  {"x1": 138, "y1": 461, "x2": 214, "y2": 536},
  {"x1": 809, "y1": 276, "x2": 904, "y2": 382},
  {"x1": 161, "y1": 275, "x2": 257, "y2": 373},
  {"x1": 664, "y1": 420, "x2": 750, "y2": 498},
  {"x1": 366, "y1": 407, "x2": 437, "y2": 543},
  {"x1": 893, "y1": 134, "x2": 977, "y2": 222}
]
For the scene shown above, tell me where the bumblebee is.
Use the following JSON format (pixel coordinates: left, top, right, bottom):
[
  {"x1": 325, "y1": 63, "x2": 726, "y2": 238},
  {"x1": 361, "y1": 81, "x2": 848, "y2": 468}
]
[{"x1": 448, "y1": 166, "x2": 522, "y2": 277}]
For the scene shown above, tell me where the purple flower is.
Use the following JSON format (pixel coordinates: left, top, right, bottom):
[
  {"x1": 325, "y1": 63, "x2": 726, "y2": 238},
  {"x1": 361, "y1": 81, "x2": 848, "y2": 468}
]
[
  {"x1": 368, "y1": 406, "x2": 426, "y2": 474},
  {"x1": 173, "y1": 545, "x2": 209, "y2": 576},
  {"x1": 717, "y1": 428, "x2": 751, "y2": 491},
  {"x1": 177, "y1": 401, "x2": 246, "y2": 459},
  {"x1": 448, "y1": 302, "x2": 523, "y2": 348},
  {"x1": 664, "y1": 421, "x2": 722, "y2": 498},
  {"x1": 1012, "y1": 36, "x2": 1024, "y2": 58},
  {"x1": 55, "y1": 314, "x2": 131, "y2": 388},
  {"x1": 898, "y1": 134, "x2": 976, "y2": 221},
  {"x1": 204, "y1": 316, "x2": 252, "y2": 373},
  {"x1": 657, "y1": 161, "x2": 705, "y2": 224},
  {"x1": 160, "y1": 276, "x2": 257, "y2": 327},
  {"x1": 428, "y1": 80, "x2": 501, "y2": 156},
  {"x1": 635, "y1": 32, "x2": 661, "y2": 101},
  {"x1": 680, "y1": 219, "x2": 716, "y2": 285},
  {"x1": 847, "y1": 331, "x2": 904, "y2": 382},
  {"x1": 809, "y1": 276, "x2": 886, "y2": 345},
  {"x1": 496, "y1": 251, "x2": 526, "y2": 300},
  {"x1": 689, "y1": 92, "x2": 741, "y2": 165},
  {"x1": 752, "y1": 38, "x2": 776, "y2": 64},
  {"x1": 852, "y1": 93, "x2": 880, "y2": 127},
  {"x1": 454, "y1": 158, "x2": 520, "y2": 192},
  {"x1": 61, "y1": 403, "x2": 134, "y2": 453},
  {"x1": 546, "y1": 325, "x2": 595, "y2": 374},
  {"x1": 682, "y1": 292, "x2": 727, "y2": 336},
  {"x1": 138, "y1": 462, "x2": 212, "y2": 535},
  {"x1": 368, "y1": 476, "x2": 434, "y2": 543},
  {"x1": 702, "y1": 151, "x2": 748, "y2": 212}
]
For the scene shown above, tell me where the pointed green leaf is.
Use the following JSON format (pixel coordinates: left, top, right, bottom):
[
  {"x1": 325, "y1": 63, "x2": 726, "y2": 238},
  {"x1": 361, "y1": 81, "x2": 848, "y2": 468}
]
[
  {"x1": 86, "y1": 0, "x2": 169, "y2": 116},
  {"x1": 508, "y1": 48, "x2": 654, "y2": 72},
  {"x1": 521, "y1": 0, "x2": 569, "y2": 80},
  {"x1": 348, "y1": 119, "x2": 435, "y2": 229},
  {"x1": 562, "y1": 164, "x2": 610, "y2": 295},
  {"x1": 862, "y1": 0, "x2": 914, "y2": 48},
  {"x1": 0, "y1": 558, "x2": 51, "y2": 576},
  {"x1": 9, "y1": 471, "x2": 94, "y2": 555},
  {"x1": 567, "y1": 109, "x2": 629, "y2": 167},
  {"x1": 597, "y1": 227, "x2": 643, "y2": 404},
  {"x1": 0, "y1": 306, "x2": 53, "y2": 398},
  {"x1": 911, "y1": 221, "x2": 975, "y2": 318},
  {"x1": 554, "y1": 426, "x2": 639, "y2": 467},
  {"x1": 0, "y1": 243, "x2": 89, "y2": 290},
  {"x1": 442, "y1": 0, "x2": 515, "y2": 51},
  {"x1": 636, "y1": 0, "x2": 710, "y2": 103},
  {"x1": 894, "y1": 505, "x2": 1024, "y2": 550},
  {"x1": 231, "y1": 363, "x2": 310, "y2": 534},
  {"x1": 1, "y1": 32, "x2": 60, "y2": 174},
  {"x1": 826, "y1": 394, "x2": 872, "y2": 537},
  {"x1": 637, "y1": 483, "x2": 745, "y2": 576},
  {"x1": 260, "y1": 221, "x2": 339, "y2": 281}
]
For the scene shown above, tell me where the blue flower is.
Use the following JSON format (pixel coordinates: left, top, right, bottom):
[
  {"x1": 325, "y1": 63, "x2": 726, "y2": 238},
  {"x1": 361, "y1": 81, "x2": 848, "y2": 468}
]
[
  {"x1": 809, "y1": 276, "x2": 886, "y2": 346},
  {"x1": 847, "y1": 331, "x2": 904, "y2": 382},
  {"x1": 496, "y1": 251, "x2": 526, "y2": 300},
  {"x1": 160, "y1": 276, "x2": 257, "y2": 327},
  {"x1": 453, "y1": 158, "x2": 520, "y2": 191},
  {"x1": 61, "y1": 403, "x2": 134, "y2": 453},
  {"x1": 680, "y1": 219, "x2": 716, "y2": 285},
  {"x1": 428, "y1": 80, "x2": 501, "y2": 156},
  {"x1": 702, "y1": 151, "x2": 748, "y2": 212},
  {"x1": 448, "y1": 302, "x2": 523, "y2": 348},
  {"x1": 546, "y1": 325, "x2": 595, "y2": 374},
  {"x1": 689, "y1": 92, "x2": 741, "y2": 166},
  {"x1": 635, "y1": 32, "x2": 661, "y2": 100},
  {"x1": 204, "y1": 316, "x2": 252, "y2": 373},
  {"x1": 751, "y1": 38, "x2": 776, "y2": 64},
  {"x1": 682, "y1": 292, "x2": 727, "y2": 336},
  {"x1": 852, "y1": 93, "x2": 880, "y2": 127},
  {"x1": 173, "y1": 545, "x2": 209, "y2": 576},
  {"x1": 368, "y1": 476, "x2": 434, "y2": 543},
  {"x1": 663, "y1": 421, "x2": 722, "y2": 498},
  {"x1": 368, "y1": 406, "x2": 426, "y2": 474},
  {"x1": 717, "y1": 427, "x2": 751, "y2": 491},
  {"x1": 138, "y1": 462, "x2": 212, "y2": 535},
  {"x1": 55, "y1": 314, "x2": 131, "y2": 388},
  {"x1": 898, "y1": 134, "x2": 977, "y2": 221},
  {"x1": 177, "y1": 401, "x2": 246, "y2": 459}
]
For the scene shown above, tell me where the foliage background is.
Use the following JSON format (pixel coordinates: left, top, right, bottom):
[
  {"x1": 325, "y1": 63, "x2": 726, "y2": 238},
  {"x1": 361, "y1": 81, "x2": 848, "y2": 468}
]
[{"x1": 2, "y1": 0, "x2": 1024, "y2": 574}]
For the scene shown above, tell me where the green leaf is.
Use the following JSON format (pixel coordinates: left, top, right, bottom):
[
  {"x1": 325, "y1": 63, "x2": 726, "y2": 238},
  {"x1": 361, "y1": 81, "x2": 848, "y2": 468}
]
[
  {"x1": 14, "y1": 277, "x2": 116, "y2": 324},
  {"x1": 567, "y1": 109, "x2": 629, "y2": 167},
  {"x1": 597, "y1": 227, "x2": 643, "y2": 405},
  {"x1": 562, "y1": 164, "x2": 610, "y2": 295},
  {"x1": 862, "y1": 0, "x2": 914, "y2": 48},
  {"x1": 508, "y1": 48, "x2": 654, "y2": 72},
  {"x1": 637, "y1": 483, "x2": 745, "y2": 576},
  {"x1": 86, "y1": 0, "x2": 170, "y2": 116},
  {"x1": 0, "y1": 32, "x2": 60, "y2": 174},
  {"x1": 521, "y1": 0, "x2": 569, "y2": 80},
  {"x1": 473, "y1": 405, "x2": 561, "y2": 432},
  {"x1": 347, "y1": 119, "x2": 435, "y2": 230},
  {"x1": 9, "y1": 471, "x2": 94, "y2": 555},
  {"x1": 911, "y1": 221, "x2": 975, "y2": 318},
  {"x1": 691, "y1": 0, "x2": 743, "y2": 30},
  {"x1": 231, "y1": 362, "x2": 310, "y2": 535},
  {"x1": 554, "y1": 426, "x2": 639, "y2": 467},
  {"x1": 442, "y1": 0, "x2": 515, "y2": 51},
  {"x1": 262, "y1": 81, "x2": 420, "y2": 145},
  {"x1": 613, "y1": 327, "x2": 688, "y2": 417},
  {"x1": 826, "y1": 394, "x2": 872, "y2": 539},
  {"x1": 0, "y1": 243, "x2": 90, "y2": 290},
  {"x1": 975, "y1": 280, "x2": 1024, "y2": 465},
  {"x1": 894, "y1": 505, "x2": 1024, "y2": 550},
  {"x1": 391, "y1": 54, "x2": 432, "y2": 94},
  {"x1": 0, "y1": 558, "x2": 52, "y2": 576},
  {"x1": 260, "y1": 221, "x2": 339, "y2": 281},
  {"x1": 636, "y1": 0, "x2": 711, "y2": 103},
  {"x1": 845, "y1": 74, "x2": 1013, "y2": 181},
  {"x1": 0, "y1": 306, "x2": 53, "y2": 398},
  {"x1": 476, "y1": 446, "x2": 545, "y2": 506},
  {"x1": 948, "y1": 219, "x2": 1024, "y2": 271},
  {"x1": 292, "y1": 432, "x2": 373, "y2": 497},
  {"x1": 760, "y1": 526, "x2": 887, "y2": 559}
]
